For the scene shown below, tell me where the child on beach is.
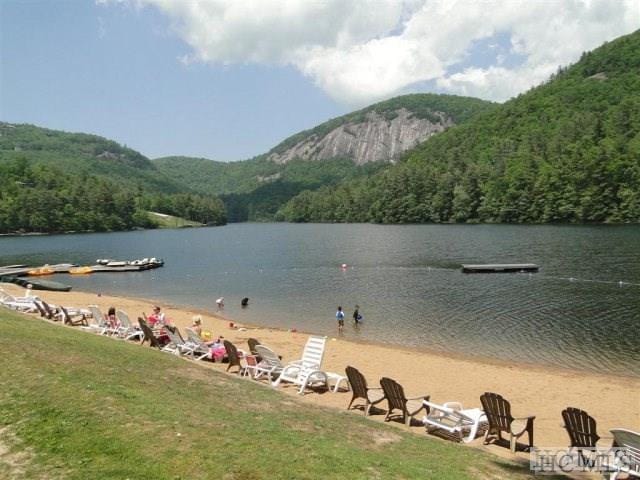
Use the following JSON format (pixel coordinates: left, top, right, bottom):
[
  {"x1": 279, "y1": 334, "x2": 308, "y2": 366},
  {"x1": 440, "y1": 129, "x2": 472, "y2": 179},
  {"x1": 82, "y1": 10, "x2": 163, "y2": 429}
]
[{"x1": 336, "y1": 306, "x2": 345, "y2": 332}]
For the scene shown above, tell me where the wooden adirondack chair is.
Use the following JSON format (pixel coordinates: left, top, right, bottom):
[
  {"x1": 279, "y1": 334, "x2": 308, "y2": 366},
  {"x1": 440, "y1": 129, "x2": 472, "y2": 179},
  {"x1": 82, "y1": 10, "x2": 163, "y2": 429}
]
[
  {"x1": 223, "y1": 340, "x2": 244, "y2": 374},
  {"x1": 60, "y1": 306, "x2": 88, "y2": 326},
  {"x1": 562, "y1": 407, "x2": 600, "y2": 462},
  {"x1": 40, "y1": 300, "x2": 59, "y2": 321},
  {"x1": 247, "y1": 338, "x2": 262, "y2": 360},
  {"x1": 345, "y1": 366, "x2": 386, "y2": 416},
  {"x1": 480, "y1": 392, "x2": 535, "y2": 452},
  {"x1": 34, "y1": 300, "x2": 50, "y2": 319},
  {"x1": 138, "y1": 317, "x2": 163, "y2": 349},
  {"x1": 379, "y1": 377, "x2": 429, "y2": 426}
]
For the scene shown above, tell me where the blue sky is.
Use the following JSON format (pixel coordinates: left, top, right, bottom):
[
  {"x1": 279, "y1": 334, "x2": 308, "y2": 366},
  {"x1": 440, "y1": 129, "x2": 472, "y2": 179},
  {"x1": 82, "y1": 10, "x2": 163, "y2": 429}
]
[{"x1": 1, "y1": 1, "x2": 636, "y2": 161}]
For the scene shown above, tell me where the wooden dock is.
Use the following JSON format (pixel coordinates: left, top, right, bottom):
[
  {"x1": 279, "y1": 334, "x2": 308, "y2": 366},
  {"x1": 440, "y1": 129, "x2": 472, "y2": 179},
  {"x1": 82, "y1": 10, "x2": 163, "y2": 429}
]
[
  {"x1": 0, "y1": 261, "x2": 164, "y2": 278},
  {"x1": 461, "y1": 263, "x2": 539, "y2": 273}
]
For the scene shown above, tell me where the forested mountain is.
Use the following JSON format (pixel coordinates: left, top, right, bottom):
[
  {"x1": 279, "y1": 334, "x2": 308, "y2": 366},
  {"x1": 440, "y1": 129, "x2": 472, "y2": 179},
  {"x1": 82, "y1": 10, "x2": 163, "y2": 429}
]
[
  {"x1": 155, "y1": 94, "x2": 492, "y2": 221},
  {"x1": 278, "y1": 30, "x2": 640, "y2": 224},
  {"x1": 0, "y1": 124, "x2": 226, "y2": 233},
  {"x1": 267, "y1": 94, "x2": 495, "y2": 165}
]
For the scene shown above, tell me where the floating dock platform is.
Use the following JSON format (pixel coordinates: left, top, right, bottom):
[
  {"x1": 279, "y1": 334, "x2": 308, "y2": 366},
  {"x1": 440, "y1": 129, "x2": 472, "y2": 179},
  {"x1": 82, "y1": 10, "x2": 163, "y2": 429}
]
[
  {"x1": 0, "y1": 260, "x2": 164, "y2": 278},
  {"x1": 462, "y1": 263, "x2": 539, "y2": 273}
]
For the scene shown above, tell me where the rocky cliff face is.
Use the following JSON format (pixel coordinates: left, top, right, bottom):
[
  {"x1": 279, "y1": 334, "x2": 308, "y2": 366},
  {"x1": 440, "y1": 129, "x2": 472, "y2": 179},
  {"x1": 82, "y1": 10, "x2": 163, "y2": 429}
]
[{"x1": 267, "y1": 108, "x2": 454, "y2": 165}]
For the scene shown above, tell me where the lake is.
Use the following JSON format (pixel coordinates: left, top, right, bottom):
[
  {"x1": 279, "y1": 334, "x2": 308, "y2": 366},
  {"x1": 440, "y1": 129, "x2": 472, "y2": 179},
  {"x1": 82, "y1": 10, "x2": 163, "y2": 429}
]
[{"x1": 1, "y1": 223, "x2": 638, "y2": 376}]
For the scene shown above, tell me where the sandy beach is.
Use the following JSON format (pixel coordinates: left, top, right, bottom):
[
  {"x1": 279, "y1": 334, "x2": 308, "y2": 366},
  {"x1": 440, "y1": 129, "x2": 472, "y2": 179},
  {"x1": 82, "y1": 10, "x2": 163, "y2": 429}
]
[{"x1": 3, "y1": 282, "x2": 639, "y2": 456}]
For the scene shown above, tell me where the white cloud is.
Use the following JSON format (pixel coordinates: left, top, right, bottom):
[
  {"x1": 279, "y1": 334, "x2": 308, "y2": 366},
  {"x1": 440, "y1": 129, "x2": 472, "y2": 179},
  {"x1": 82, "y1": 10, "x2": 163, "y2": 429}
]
[{"x1": 103, "y1": 0, "x2": 639, "y2": 105}]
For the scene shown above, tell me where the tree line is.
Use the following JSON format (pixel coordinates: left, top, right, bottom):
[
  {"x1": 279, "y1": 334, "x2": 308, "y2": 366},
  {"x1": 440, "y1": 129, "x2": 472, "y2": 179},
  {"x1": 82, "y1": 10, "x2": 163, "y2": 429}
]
[{"x1": 0, "y1": 158, "x2": 226, "y2": 234}]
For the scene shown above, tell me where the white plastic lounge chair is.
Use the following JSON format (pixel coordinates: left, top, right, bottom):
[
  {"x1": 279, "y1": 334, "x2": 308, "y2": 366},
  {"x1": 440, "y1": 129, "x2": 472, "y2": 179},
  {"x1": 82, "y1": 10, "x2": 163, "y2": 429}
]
[
  {"x1": 115, "y1": 310, "x2": 143, "y2": 341},
  {"x1": 184, "y1": 328, "x2": 214, "y2": 361},
  {"x1": 272, "y1": 336, "x2": 348, "y2": 394},
  {"x1": 609, "y1": 429, "x2": 640, "y2": 479},
  {"x1": 272, "y1": 335, "x2": 327, "y2": 393},
  {"x1": 82, "y1": 305, "x2": 109, "y2": 335},
  {"x1": 288, "y1": 335, "x2": 326, "y2": 369},
  {"x1": 253, "y1": 345, "x2": 285, "y2": 381},
  {"x1": 162, "y1": 327, "x2": 197, "y2": 356},
  {"x1": 273, "y1": 363, "x2": 330, "y2": 394},
  {"x1": 0, "y1": 289, "x2": 39, "y2": 312},
  {"x1": 423, "y1": 400, "x2": 488, "y2": 443}
]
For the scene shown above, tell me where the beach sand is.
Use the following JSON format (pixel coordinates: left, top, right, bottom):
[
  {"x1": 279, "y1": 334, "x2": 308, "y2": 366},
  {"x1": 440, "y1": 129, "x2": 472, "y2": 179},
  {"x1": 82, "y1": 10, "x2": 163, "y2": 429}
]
[{"x1": 4, "y1": 282, "x2": 639, "y2": 459}]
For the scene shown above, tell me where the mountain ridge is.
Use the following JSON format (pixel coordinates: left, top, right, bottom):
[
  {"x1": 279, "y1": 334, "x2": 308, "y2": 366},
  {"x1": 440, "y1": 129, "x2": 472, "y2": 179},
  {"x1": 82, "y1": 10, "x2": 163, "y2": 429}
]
[
  {"x1": 266, "y1": 93, "x2": 496, "y2": 165},
  {"x1": 277, "y1": 30, "x2": 640, "y2": 224}
]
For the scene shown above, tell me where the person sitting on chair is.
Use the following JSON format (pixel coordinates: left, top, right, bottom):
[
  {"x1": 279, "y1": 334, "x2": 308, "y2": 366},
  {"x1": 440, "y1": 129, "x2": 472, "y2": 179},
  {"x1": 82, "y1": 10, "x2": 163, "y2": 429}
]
[
  {"x1": 147, "y1": 306, "x2": 167, "y2": 327},
  {"x1": 190, "y1": 315, "x2": 203, "y2": 336}
]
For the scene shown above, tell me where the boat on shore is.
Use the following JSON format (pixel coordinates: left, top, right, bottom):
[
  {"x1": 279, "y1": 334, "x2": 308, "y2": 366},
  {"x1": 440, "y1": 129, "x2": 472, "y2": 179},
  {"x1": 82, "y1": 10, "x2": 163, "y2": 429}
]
[
  {"x1": 69, "y1": 266, "x2": 93, "y2": 275},
  {"x1": 27, "y1": 266, "x2": 55, "y2": 276},
  {"x1": 0, "y1": 275, "x2": 72, "y2": 292},
  {"x1": 95, "y1": 258, "x2": 164, "y2": 270}
]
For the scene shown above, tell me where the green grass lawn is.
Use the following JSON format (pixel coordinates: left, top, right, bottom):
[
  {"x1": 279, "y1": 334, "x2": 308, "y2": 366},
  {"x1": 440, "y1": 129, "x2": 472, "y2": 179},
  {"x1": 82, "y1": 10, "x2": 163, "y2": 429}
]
[
  {"x1": 148, "y1": 211, "x2": 204, "y2": 228},
  {"x1": 0, "y1": 309, "x2": 556, "y2": 479}
]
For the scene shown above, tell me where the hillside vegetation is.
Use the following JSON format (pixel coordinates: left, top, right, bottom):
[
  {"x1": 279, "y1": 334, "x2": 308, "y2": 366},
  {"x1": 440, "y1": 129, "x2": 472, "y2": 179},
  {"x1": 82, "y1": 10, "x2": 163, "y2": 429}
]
[
  {"x1": 268, "y1": 93, "x2": 496, "y2": 156},
  {"x1": 278, "y1": 30, "x2": 640, "y2": 224},
  {"x1": 155, "y1": 156, "x2": 386, "y2": 222},
  {"x1": 0, "y1": 310, "x2": 546, "y2": 479},
  {"x1": 0, "y1": 124, "x2": 226, "y2": 233},
  {"x1": 155, "y1": 94, "x2": 492, "y2": 221}
]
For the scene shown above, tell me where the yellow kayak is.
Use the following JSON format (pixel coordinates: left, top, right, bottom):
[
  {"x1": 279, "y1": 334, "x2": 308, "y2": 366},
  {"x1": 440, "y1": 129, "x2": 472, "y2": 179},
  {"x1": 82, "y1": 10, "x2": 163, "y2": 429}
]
[
  {"x1": 28, "y1": 267, "x2": 54, "y2": 276},
  {"x1": 69, "y1": 266, "x2": 93, "y2": 275}
]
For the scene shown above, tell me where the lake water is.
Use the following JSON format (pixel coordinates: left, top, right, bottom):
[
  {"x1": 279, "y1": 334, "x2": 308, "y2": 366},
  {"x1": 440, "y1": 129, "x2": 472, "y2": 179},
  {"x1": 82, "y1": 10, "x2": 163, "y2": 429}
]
[{"x1": 1, "y1": 224, "x2": 639, "y2": 376}]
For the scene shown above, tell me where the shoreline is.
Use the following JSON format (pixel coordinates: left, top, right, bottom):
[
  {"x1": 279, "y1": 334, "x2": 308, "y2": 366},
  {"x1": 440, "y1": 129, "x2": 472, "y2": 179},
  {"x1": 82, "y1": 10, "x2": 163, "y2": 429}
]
[
  {"x1": 3, "y1": 282, "x2": 639, "y2": 453},
  {"x1": 148, "y1": 296, "x2": 640, "y2": 384}
]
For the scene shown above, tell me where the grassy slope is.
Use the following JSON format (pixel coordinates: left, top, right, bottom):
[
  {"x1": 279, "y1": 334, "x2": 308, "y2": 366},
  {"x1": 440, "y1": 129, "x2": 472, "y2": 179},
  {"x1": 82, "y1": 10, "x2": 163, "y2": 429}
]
[
  {"x1": 148, "y1": 211, "x2": 204, "y2": 228},
  {"x1": 0, "y1": 310, "x2": 548, "y2": 480}
]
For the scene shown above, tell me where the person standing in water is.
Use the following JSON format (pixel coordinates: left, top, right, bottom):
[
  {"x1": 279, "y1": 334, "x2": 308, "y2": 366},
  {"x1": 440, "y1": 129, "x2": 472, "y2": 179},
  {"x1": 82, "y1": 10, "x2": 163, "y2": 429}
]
[
  {"x1": 336, "y1": 306, "x2": 345, "y2": 332},
  {"x1": 353, "y1": 305, "x2": 362, "y2": 325}
]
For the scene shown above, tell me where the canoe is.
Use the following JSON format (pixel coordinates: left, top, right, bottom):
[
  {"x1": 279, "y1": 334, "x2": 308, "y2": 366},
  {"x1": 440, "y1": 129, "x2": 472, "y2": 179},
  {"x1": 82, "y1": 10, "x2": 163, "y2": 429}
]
[
  {"x1": 27, "y1": 267, "x2": 55, "y2": 276},
  {"x1": 0, "y1": 275, "x2": 72, "y2": 292},
  {"x1": 69, "y1": 266, "x2": 93, "y2": 275}
]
